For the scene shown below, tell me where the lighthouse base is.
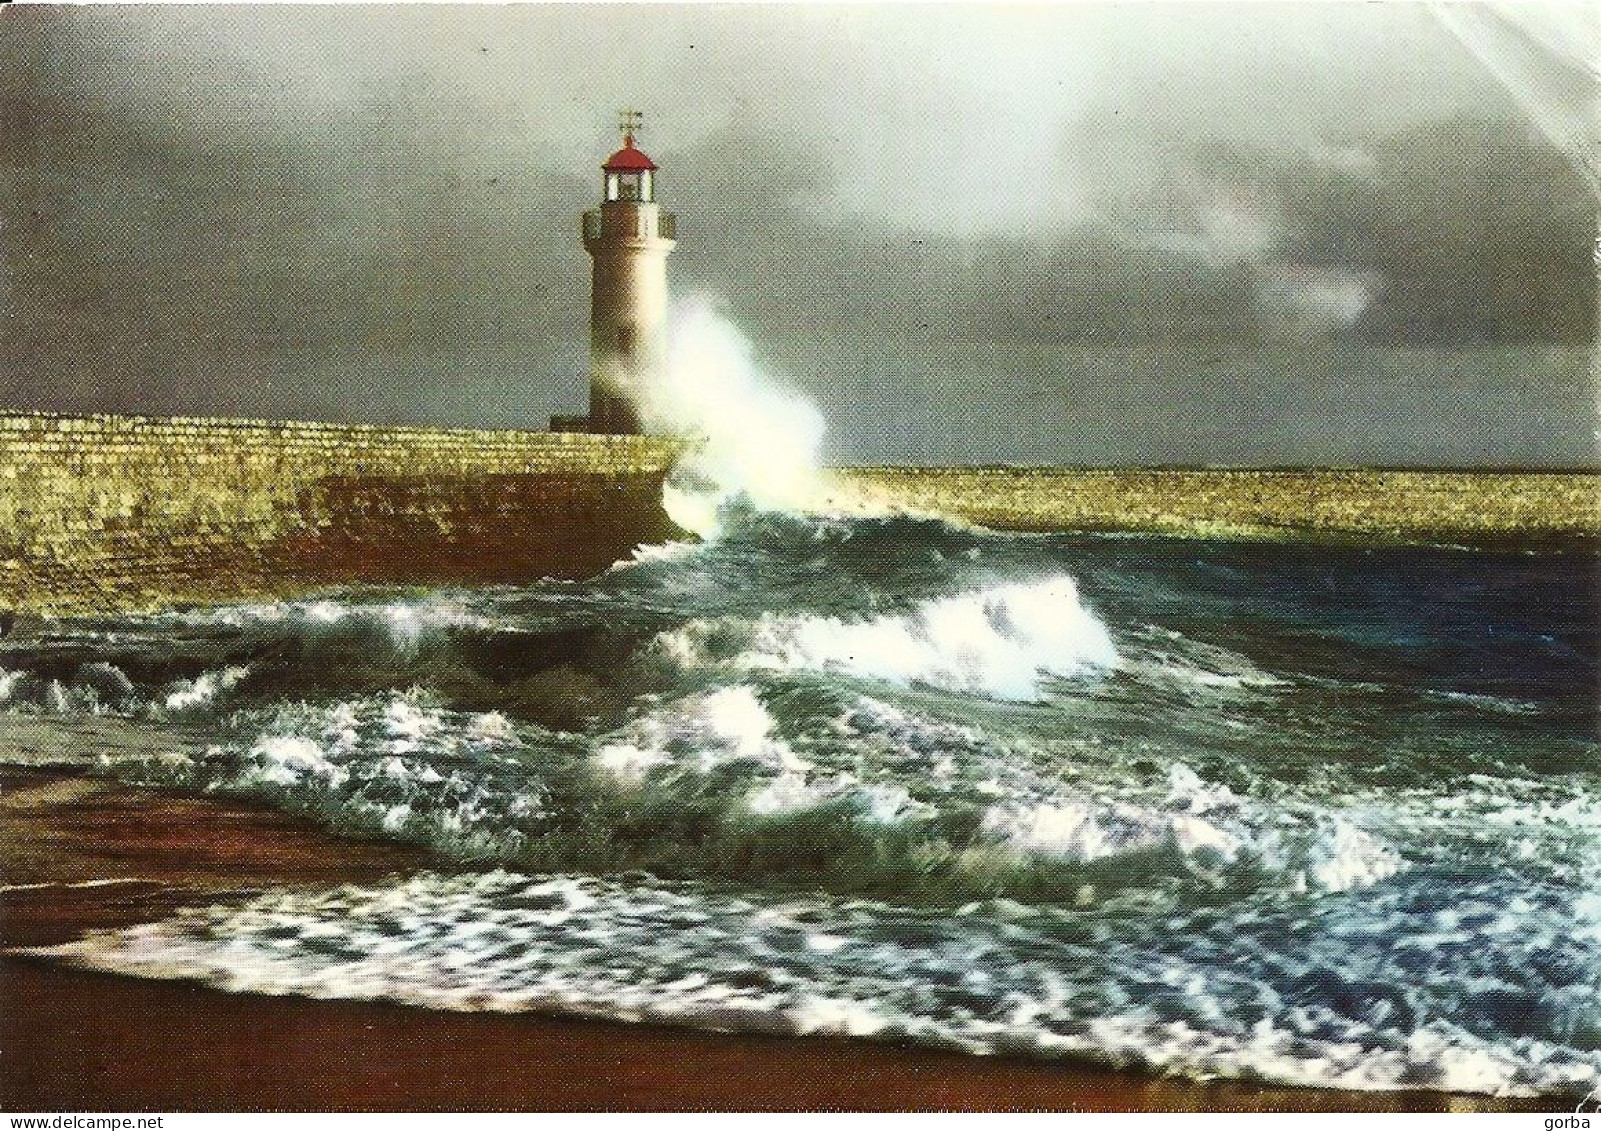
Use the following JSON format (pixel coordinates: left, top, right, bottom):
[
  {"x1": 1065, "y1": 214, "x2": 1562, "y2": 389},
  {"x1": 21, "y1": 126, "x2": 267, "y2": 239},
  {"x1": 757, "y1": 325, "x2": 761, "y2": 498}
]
[
  {"x1": 551, "y1": 385, "x2": 644, "y2": 436},
  {"x1": 549, "y1": 414, "x2": 598, "y2": 434},
  {"x1": 549, "y1": 412, "x2": 644, "y2": 436}
]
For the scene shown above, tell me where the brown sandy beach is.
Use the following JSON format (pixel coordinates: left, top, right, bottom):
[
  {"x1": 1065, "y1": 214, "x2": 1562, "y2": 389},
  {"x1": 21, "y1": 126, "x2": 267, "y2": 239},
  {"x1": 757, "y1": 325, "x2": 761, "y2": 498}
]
[{"x1": 0, "y1": 762, "x2": 1555, "y2": 1113}]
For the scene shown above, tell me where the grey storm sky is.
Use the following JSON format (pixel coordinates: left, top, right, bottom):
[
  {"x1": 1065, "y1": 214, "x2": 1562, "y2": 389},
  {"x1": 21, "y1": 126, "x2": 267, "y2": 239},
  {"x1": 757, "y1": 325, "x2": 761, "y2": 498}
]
[{"x1": 1, "y1": 2, "x2": 1596, "y2": 466}]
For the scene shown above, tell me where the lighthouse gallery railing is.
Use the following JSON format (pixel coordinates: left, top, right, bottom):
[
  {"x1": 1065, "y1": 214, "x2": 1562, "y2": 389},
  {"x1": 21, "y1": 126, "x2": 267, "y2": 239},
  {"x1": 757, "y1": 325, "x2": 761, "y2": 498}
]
[{"x1": 583, "y1": 210, "x2": 676, "y2": 242}]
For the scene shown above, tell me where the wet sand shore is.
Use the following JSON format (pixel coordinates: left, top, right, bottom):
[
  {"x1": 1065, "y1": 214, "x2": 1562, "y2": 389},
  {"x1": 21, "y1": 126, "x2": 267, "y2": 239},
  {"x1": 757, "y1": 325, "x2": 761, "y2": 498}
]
[{"x1": 0, "y1": 764, "x2": 1560, "y2": 1113}]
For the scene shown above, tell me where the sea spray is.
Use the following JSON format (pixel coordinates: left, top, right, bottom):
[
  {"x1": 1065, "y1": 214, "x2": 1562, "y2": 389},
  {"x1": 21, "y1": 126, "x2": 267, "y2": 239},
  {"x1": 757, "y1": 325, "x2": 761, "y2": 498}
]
[{"x1": 634, "y1": 298, "x2": 829, "y2": 537}]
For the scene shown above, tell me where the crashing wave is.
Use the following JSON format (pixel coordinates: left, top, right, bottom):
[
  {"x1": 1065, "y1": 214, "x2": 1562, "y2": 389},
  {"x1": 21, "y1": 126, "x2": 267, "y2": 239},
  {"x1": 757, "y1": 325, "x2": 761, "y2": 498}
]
[
  {"x1": 656, "y1": 575, "x2": 1117, "y2": 702},
  {"x1": 88, "y1": 684, "x2": 1409, "y2": 901}
]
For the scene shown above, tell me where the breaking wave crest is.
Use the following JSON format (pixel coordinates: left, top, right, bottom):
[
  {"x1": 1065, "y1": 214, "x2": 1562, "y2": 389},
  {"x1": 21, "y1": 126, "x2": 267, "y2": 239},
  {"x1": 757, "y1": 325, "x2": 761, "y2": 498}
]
[
  {"x1": 655, "y1": 575, "x2": 1117, "y2": 702},
  {"x1": 91, "y1": 682, "x2": 1410, "y2": 904}
]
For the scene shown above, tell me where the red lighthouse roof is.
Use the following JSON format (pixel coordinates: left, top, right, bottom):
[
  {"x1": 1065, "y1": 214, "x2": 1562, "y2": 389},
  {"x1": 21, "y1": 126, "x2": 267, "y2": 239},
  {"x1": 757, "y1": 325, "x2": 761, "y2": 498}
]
[{"x1": 603, "y1": 137, "x2": 658, "y2": 172}]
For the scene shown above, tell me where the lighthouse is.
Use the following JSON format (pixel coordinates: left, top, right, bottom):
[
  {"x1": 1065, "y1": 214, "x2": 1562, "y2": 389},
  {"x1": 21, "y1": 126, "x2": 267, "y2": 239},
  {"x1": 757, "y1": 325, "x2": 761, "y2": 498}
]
[{"x1": 553, "y1": 111, "x2": 677, "y2": 435}]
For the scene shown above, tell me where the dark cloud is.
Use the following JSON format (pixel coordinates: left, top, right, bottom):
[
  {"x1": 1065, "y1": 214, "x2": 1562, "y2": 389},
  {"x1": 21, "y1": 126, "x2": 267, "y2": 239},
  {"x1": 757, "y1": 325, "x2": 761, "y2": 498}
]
[{"x1": 1, "y1": 3, "x2": 1594, "y2": 465}]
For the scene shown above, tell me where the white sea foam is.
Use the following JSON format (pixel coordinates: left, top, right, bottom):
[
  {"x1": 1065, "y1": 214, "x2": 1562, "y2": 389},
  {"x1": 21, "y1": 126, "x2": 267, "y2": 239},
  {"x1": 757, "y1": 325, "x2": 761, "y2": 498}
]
[
  {"x1": 979, "y1": 797, "x2": 1242, "y2": 869},
  {"x1": 84, "y1": 667, "x2": 1416, "y2": 900},
  {"x1": 658, "y1": 575, "x2": 1117, "y2": 702},
  {"x1": 29, "y1": 870, "x2": 1601, "y2": 1098},
  {"x1": 150, "y1": 596, "x2": 505, "y2": 656},
  {"x1": 237, "y1": 734, "x2": 348, "y2": 790},
  {"x1": 595, "y1": 685, "x2": 810, "y2": 784},
  {"x1": 5, "y1": 481, "x2": 1590, "y2": 1102},
  {"x1": 1301, "y1": 817, "x2": 1405, "y2": 893},
  {"x1": 0, "y1": 660, "x2": 251, "y2": 719},
  {"x1": 0, "y1": 667, "x2": 27, "y2": 704},
  {"x1": 747, "y1": 773, "x2": 931, "y2": 823},
  {"x1": 590, "y1": 686, "x2": 934, "y2": 823},
  {"x1": 0, "y1": 664, "x2": 136, "y2": 716},
  {"x1": 163, "y1": 665, "x2": 250, "y2": 712},
  {"x1": 1426, "y1": 689, "x2": 1543, "y2": 715},
  {"x1": 607, "y1": 540, "x2": 703, "y2": 572},
  {"x1": 93, "y1": 692, "x2": 554, "y2": 859},
  {"x1": 963, "y1": 746, "x2": 1408, "y2": 895}
]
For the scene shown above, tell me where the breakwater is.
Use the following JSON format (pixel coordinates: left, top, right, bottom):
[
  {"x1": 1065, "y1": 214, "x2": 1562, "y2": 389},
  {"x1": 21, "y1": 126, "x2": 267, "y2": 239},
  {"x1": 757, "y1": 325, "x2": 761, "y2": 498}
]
[
  {"x1": 0, "y1": 414, "x2": 682, "y2": 616},
  {"x1": 840, "y1": 467, "x2": 1601, "y2": 547},
  {"x1": 3, "y1": 413, "x2": 1595, "y2": 616}
]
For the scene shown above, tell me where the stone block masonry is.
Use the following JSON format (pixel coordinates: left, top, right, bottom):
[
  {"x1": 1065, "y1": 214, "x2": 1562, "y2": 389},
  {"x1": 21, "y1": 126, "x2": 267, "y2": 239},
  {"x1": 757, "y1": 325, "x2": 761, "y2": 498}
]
[
  {"x1": 838, "y1": 467, "x2": 1601, "y2": 547},
  {"x1": 0, "y1": 413, "x2": 684, "y2": 616},
  {"x1": 5, "y1": 412, "x2": 1594, "y2": 618}
]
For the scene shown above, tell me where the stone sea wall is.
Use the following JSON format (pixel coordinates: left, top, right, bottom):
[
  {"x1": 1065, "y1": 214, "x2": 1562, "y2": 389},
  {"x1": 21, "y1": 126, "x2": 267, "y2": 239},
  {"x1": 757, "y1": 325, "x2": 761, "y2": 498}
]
[
  {"x1": 4, "y1": 413, "x2": 1594, "y2": 616},
  {"x1": 840, "y1": 467, "x2": 1601, "y2": 547},
  {"x1": 0, "y1": 414, "x2": 683, "y2": 615}
]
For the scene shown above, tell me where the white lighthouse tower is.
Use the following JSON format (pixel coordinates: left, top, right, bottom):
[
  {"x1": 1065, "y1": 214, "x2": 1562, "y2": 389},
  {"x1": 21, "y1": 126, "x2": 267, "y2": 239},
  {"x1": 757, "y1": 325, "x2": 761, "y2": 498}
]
[{"x1": 554, "y1": 111, "x2": 677, "y2": 435}]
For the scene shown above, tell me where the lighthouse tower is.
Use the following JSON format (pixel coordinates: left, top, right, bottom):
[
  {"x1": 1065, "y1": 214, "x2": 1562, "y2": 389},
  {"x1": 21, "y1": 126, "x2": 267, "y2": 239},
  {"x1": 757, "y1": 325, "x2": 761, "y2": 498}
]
[{"x1": 557, "y1": 110, "x2": 677, "y2": 435}]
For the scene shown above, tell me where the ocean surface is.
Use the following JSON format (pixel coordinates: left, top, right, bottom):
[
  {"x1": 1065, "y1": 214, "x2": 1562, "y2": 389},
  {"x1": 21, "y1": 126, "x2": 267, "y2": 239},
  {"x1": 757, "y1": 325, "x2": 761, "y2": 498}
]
[{"x1": 4, "y1": 507, "x2": 1598, "y2": 1097}]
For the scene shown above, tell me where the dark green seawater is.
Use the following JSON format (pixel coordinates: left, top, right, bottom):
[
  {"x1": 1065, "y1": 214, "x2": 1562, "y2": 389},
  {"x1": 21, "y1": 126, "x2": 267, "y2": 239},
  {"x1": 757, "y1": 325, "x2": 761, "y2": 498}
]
[{"x1": 4, "y1": 508, "x2": 1598, "y2": 1096}]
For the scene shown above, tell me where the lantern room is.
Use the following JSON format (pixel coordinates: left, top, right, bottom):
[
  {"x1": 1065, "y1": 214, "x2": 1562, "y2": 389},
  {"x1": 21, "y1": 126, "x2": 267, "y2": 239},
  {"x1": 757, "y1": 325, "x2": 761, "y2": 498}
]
[{"x1": 603, "y1": 136, "x2": 658, "y2": 203}]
